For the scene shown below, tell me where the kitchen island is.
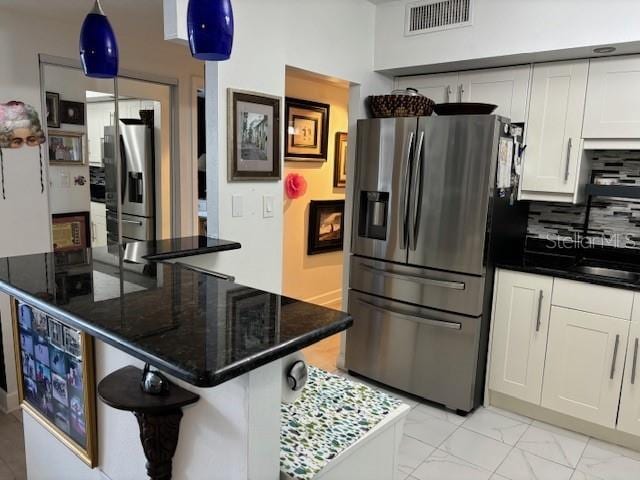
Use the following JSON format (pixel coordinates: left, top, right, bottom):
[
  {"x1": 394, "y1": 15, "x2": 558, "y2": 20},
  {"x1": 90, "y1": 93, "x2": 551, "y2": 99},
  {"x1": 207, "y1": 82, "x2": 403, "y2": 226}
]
[{"x1": 0, "y1": 238, "x2": 352, "y2": 480}]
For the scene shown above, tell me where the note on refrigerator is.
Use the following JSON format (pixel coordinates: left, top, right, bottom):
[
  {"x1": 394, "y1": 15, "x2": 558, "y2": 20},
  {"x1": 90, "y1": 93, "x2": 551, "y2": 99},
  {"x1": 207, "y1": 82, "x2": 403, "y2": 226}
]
[{"x1": 497, "y1": 137, "x2": 514, "y2": 190}]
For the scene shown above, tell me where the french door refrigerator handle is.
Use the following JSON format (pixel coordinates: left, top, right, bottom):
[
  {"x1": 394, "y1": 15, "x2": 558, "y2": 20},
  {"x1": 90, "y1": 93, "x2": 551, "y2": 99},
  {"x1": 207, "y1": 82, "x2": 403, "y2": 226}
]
[
  {"x1": 358, "y1": 298, "x2": 462, "y2": 330},
  {"x1": 399, "y1": 131, "x2": 414, "y2": 250},
  {"x1": 409, "y1": 131, "x2": 425, "y2": 251},
  {"x1": 359, "y1": 263, "x2": 465, "y2": 290}
]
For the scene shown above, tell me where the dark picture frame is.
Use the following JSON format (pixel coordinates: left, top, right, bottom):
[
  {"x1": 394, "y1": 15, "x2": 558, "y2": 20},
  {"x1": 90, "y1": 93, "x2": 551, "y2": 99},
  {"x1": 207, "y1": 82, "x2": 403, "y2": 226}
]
[
  {"x1": 11, "y1": 300, "x2": 97, "y2": 467},
  {"x1": 228, "y1": 89, "x2": 281, "y2": 181},
  {"x1": 307, "y1": 200, "x2": 345, "y2": 255},
  {"x1": 45, "y1": 92, "x2": 60, "y2": 128},
  {"x1": 285, "y1": 98, "x2": 330, "y2": 161},
  {"x1": 60, "y1": 100, "x2": 86, "y2": 126},
  {"x1": 333, "y1": 132, "x2": 348, "y2": 188},
  {"x1": 225, "y1": 287, "x2": 278, "y2": 362}
]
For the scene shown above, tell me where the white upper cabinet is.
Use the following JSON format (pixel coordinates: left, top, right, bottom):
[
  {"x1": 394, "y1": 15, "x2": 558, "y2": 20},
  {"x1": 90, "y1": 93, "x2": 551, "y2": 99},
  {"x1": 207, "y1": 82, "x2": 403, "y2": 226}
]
[
  {"x1": 489, "y1": 270, "x2": 553, "y2": 404},
  {"x1": 618, "y1": 321, "x2": 640, "y2": 436},
  {"x1": 542, "y1": 306, "x2": 629, "y2": 428},
  {"x1": 395, "y1": 73, "x2": 458, "y2": 103},
  {"x1": 520, "y1": 60, "x2": 589, "y2": 200},
  {"x1": 583, "y1": 55, "x2": 640, "y2": 138},
  {"x1": 458, "y1": 65, "x2": 531, "y2": 123}
]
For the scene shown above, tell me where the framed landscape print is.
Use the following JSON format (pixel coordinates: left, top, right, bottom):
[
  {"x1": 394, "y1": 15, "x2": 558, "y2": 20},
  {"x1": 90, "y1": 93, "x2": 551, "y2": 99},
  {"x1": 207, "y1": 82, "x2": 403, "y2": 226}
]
[
  {"x1": 45, "y1": 92, "x2": 60, "y2": 128},
  {"x1": 307, "y1": 200, "x2": 345, "y2": 255},
  {"x1": 228, "y1": 89, "x2": 281, "y2": 181},
  {"x1": 285, "y1": 98, "x2": 330, "y2": 161},
  {"x1": 48, "y1": 131, "x2": 85, "y2": 165},
  {"x1": 12, "y1": 299, "x2": 97, "y2": 467},
  {"x1": 333, "y1": 132, "x2": 348, "y2": 188}
]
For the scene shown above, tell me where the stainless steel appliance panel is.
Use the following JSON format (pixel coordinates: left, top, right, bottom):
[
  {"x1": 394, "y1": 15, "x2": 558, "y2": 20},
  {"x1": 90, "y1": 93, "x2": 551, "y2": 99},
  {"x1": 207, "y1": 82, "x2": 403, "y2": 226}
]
[
  {"x1": 351, "y1": 118, "x2": 418, "y2": 264},
  {"x1": 407, "y1": 115, "x2": 501, "y2": 275},
  {"x1": 350, "y1": 256, "x2": 485, "y2": 317},
  {"x1": 107, "y1": 212, "x2": 154, "y2": 242},
  {"x1": 120, "y1": 122, "x2": 154, "y2": 218},
  {"x1": 345, "y1": 290, "x2": 481, "y2": 412}
]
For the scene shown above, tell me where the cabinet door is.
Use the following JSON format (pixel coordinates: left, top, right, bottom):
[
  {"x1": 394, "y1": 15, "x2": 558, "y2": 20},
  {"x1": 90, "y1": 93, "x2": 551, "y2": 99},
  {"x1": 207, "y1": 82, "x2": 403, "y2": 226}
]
[
  {"x1": 521, "y1": 60, "x2": 589, "y2": 194},
  {"x1": 395, "y1": 73, "x2": 458, "y2": 103},
  {"x1": 459, "y1": 66, "x2": 531, "y2": 123},
  {"x1": 618, "y1": 322, "x2": 640, "y2": 436},
  {"x1": 542, "y1": 306, "x2": 629, "y2": 428},
  {"x1": 489, "y1": 270, "x2": 553, "y2": 404},
  {"x1": 583, "y1": 55, "x2": 640, "y2": 138}
]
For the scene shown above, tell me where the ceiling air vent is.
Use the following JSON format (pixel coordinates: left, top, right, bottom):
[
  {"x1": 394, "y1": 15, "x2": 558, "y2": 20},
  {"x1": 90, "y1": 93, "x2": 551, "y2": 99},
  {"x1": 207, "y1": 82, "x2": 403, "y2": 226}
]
[{"x1": 405, "y1": 0, "x2": 473, "y2": 36}]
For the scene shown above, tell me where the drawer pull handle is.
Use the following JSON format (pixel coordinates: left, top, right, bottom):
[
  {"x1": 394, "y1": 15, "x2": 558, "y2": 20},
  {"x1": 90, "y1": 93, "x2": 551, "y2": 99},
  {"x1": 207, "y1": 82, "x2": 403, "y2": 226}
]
[
  {"x1": 564, "y1": 138, "x2": 572, "y2": 182},
  {"x1": 357, "y1": 299, "x2": 462, "y2": 330},
  {"x1": 360, "y1": 264, "x2": 465, "y2": 290},
  {"x1": 535, "y1": 290, "x2": 543, "y2": 332},
  {"x1": 632, "y1": 337, "x2": 638, "y2": 385},
  {"x1": 610, "y1": 334, "x2": 620, "y2": 380}
]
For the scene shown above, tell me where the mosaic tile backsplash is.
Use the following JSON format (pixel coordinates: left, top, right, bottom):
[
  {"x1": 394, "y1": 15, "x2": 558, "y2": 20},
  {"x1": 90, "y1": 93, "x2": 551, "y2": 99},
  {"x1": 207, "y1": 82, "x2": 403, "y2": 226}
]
[{"x1": 527, "y1": 151, "x2": 640, "y2": 249}]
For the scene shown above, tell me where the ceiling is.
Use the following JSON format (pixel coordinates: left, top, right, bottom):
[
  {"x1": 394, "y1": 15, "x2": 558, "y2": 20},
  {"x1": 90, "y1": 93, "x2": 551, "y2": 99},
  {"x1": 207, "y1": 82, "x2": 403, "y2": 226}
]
[{"x1": 0, "y1": 0, "x2": 165, "y2": 40}]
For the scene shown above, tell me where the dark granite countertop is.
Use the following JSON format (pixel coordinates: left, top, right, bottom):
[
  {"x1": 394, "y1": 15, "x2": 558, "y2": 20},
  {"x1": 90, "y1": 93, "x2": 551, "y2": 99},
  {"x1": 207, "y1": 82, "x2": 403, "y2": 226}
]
[
  {"x1": 0, "y1": 240, "x2": 352, "y2": 387},
  {"x1": 497, "y1": 240, "x2": 640, "y2": 292}
]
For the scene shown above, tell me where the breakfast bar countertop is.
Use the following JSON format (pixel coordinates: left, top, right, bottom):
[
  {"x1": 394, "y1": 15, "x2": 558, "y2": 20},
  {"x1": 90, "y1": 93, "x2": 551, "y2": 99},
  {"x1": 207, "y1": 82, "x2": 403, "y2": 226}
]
[{"x1": 0, "y1": 238, "x2": 352, "y2": 388}]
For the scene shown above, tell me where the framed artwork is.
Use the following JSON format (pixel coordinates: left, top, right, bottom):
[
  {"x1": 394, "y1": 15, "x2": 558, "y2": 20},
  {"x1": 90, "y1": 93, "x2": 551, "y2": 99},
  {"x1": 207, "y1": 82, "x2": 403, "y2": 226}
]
[
  {"x1": 285, "y1": 98, "x2": 330, "y2": 161},
  {"x1": 12, "y1": 300, "x2": 97, "y2": 467},
  {"x1": 51, "y1": 212, "x2": 90, "y2": 253},
  {"x1": 333, "y1": 132, "x2": 348, "y2": 188},
  {"x1": 307, "y1": 200, "x2": 345, "y2": 255},
  {"x1": 227, "y1": 89, "x2": 281, "y2": 181},
  {"x1": 48, "y1": 131, "x2": 85, "y2": 165},
  {"x1": 59, "y1": 100, "x2": 85, "y2": 126},
  {"x1": 45, "y1": 92, "x2": 60, "y2": 128},
  {"x1": 226, "y1": 287, "x2": 278, "y2": 362}
]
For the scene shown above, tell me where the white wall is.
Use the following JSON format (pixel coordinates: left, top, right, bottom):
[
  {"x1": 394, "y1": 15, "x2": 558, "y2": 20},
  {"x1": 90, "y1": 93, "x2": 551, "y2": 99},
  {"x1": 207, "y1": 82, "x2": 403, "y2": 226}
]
[
  {"x1": 167, "y1": 0, "x2": 392, "y2": 294},
  {"x1": 282, "y1": 72, "x2": 349, "y2": 309},
  {"x1": 375, "y1": 0, "x2": 640, "y2": 74}
]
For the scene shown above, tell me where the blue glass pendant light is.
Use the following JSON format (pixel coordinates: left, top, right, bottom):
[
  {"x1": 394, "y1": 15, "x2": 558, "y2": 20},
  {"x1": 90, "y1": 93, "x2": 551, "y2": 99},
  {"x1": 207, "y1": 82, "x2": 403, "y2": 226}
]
[
  {"x1": 187, "y1": 0, "x2": 234, "y2": 61},
  {"x1": 79, "y1": 0, "x2": 119, "y2": 78}
]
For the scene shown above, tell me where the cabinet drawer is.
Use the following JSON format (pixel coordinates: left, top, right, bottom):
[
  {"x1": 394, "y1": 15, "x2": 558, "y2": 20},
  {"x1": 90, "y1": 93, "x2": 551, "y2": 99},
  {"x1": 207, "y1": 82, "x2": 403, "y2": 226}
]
[{"x1": 552, "y1": 278, "x2": 634, "y2": 319}]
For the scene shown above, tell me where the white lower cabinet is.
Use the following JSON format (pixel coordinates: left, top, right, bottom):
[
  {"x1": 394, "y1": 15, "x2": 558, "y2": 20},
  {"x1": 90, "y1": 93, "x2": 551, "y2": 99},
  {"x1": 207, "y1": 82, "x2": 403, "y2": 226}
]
[
  {"x1": 618, "y1": 322, "x2": 640, "y2": 436},
  {"x1": 541, "y1": 306, "x2": 629, "y2": 428},
  {"x1": 489, "y1": 270, "x2": 553, "y2": 403}
]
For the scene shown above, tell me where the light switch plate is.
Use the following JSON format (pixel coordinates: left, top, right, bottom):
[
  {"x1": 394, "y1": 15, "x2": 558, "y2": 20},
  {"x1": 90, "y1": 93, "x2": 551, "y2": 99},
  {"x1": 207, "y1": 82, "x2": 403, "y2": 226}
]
[
  {"x1": 232, "y1": 194, "x2": 243, "y2": 217},
  {"x1": 60, "y1": 172, "x2": 70, "y2": 188},
  {"x1": 263, "y1": 195, "x2": 274, "y2": 218}
]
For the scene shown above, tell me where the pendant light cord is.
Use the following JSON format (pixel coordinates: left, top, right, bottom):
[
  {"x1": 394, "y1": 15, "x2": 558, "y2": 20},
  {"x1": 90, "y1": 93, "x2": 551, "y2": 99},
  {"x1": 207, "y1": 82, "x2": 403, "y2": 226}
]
[
  {"x1": 0, "y1": 148, "x2": 5, "y2": 200},
  {"x1": 39, "y1": 145, "x2": 44, "y2": 193}
]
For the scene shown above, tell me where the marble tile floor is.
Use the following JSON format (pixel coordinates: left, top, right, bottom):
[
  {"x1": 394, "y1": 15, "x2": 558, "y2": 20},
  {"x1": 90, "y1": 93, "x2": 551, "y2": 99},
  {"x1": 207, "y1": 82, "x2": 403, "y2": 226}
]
[
  {"x1": 0, "y1": 410, "x2": 26, "y2": 480},
  {"x1": 338, "y1": 372, "x2": 640, "y2": 480}
]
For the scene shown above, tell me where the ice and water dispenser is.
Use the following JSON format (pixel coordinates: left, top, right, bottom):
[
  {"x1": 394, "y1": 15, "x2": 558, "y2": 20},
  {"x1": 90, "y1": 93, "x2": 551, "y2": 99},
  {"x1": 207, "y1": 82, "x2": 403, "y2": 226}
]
[{"x1": 358, "y1": 191, "x2": 389, "y2": 241}]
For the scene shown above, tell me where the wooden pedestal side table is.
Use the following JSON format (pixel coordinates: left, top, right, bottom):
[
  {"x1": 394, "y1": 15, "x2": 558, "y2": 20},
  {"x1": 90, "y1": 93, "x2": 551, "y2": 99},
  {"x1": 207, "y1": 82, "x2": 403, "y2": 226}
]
[{"x1": 98, "y1": 366, "x2": 200, "y2": 480}]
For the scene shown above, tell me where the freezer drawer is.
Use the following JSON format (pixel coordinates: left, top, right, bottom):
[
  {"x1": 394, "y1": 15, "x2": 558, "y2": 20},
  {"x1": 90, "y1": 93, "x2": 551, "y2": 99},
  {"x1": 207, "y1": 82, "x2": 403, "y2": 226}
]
[
  {"x1": 345, "y1": 290, "x2": 482, "y2": 412},
  {"x1": 350, "y1": 256, "x2": 485, "y2": 316},
  {"x1": 107, "y1": 211, "x2": 154, "y2": 242}
]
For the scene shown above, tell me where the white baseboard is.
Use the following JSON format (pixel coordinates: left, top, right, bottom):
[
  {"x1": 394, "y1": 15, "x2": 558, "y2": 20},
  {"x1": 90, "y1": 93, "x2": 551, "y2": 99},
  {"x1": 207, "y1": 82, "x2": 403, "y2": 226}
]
[
  {"x1": 304, "y1": 289, "x2": 343, "y2": 311},
  {"x1": 0, "y1": 388, "x2": 19, "y2": 413}
]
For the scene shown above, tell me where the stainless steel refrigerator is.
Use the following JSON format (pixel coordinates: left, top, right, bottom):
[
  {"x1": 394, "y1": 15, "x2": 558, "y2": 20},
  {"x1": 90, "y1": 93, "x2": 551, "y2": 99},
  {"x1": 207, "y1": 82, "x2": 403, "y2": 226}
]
[
  {"x1": 345, "y1": 115, "x2": 528, "y2": 413},
  {"x1": 104, "y1": 118, "x2": 155, "y2": 243}
]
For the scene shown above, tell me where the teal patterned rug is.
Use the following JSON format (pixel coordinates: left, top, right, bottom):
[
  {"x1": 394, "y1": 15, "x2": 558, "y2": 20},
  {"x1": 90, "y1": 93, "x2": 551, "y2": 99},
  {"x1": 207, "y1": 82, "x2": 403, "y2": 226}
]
[{"x1": 280, "y1": 367, "x2": 403, "y2": 480}]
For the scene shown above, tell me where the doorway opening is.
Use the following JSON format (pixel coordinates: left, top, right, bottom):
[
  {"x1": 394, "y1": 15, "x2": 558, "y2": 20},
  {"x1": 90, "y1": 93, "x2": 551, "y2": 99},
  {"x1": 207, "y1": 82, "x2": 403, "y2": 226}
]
[{"x1": 282, "y1": 66, "x2": 351, "y2": 373}]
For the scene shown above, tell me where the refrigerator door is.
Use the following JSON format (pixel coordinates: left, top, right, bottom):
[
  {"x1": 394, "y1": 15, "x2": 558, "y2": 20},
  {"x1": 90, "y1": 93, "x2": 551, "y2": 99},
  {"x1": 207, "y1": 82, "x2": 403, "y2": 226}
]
[
  {"x1": 345, "y1": 290, "x2": 482, "y2": 412},
  {"x1": 120, "y1": 120, "x2": 154, "y2": 218},
  {"x1": 407, "y1": 115, "x2": 501, "y2": 275},
  {"x1": 351, "y1": 118, "x2": 417, "y2": 264}
]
